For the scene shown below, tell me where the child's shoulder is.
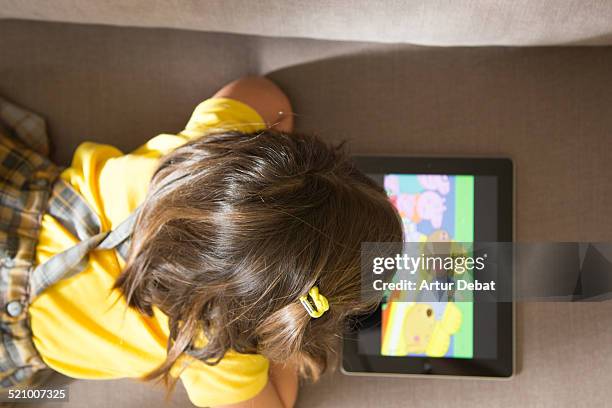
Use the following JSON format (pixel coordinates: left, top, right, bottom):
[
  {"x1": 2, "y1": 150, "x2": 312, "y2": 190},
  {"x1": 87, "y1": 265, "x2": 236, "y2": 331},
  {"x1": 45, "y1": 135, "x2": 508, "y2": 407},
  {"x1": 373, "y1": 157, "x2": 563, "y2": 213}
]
[{"x1": 180, "y1": 350, "x2": 269, "y2": 407}]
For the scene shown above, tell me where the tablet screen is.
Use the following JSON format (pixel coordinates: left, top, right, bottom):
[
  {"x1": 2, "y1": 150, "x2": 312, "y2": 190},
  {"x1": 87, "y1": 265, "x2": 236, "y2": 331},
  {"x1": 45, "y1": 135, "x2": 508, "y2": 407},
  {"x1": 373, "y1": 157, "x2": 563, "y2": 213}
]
[
  {"x1": 382, "y1": 174, "x2": 475, "y2": 359},
  {"x1": 344, "y1": 157, "x2": 513, "y2": 377},
  {"x1": 357, "y1": 173, "x2": 499, "y2": 361}
]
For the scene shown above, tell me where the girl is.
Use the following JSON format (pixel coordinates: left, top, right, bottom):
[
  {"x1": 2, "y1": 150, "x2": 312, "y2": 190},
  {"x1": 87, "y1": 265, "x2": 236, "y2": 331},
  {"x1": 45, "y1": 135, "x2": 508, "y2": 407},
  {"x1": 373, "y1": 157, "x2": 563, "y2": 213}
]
[{"x1": 0, "y1": 77, "x2": 402, "y2": 407}]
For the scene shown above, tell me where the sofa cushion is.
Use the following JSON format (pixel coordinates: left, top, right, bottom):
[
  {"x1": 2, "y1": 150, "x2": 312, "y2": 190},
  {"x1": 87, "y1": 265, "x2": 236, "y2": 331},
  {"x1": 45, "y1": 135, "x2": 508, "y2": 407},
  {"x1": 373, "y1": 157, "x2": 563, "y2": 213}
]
[{"x1": 2, "y1": 0, "x2": 612, "y2": 46}]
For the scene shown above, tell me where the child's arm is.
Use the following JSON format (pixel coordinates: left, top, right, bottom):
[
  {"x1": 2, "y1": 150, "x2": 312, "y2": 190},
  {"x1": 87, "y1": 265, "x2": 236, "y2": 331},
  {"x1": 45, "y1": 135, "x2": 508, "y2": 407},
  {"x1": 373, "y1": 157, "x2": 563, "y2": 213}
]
[
  {"x1": 216, "y1": 362, "x2": 298, "y2": 408},
  {"x1": 269, "y1": 362, "x2": 299, "y2": 408},
  {"x1": 213, "y1": 76, "x2": 294, "y2": 133}
]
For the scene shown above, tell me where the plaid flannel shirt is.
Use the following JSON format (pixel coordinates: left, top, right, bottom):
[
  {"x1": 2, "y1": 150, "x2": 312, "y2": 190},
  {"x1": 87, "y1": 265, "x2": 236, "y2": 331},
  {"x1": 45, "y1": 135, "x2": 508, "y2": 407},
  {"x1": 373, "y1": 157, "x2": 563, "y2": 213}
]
[{"x1": 0, "y1": 96, "x2": 135, "y2": 389}]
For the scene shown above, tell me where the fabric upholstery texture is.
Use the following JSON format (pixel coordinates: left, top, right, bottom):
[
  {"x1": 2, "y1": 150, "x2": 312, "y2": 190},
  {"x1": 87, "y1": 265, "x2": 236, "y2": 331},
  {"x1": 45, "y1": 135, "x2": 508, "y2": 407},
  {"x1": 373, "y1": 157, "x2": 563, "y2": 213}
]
[
  {"x1": 3, "y1": 0, "x2": 612, "y2": 46},
  {"x1": 1, "y1": 19, "x2": 611, "y2": 407}
]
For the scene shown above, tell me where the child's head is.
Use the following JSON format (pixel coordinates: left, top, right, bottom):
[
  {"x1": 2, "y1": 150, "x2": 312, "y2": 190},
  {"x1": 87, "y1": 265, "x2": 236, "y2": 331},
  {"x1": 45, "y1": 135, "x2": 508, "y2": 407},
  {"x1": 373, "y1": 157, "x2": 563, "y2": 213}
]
[{"x1": 116, "y1": 130, "x2": 402, "y2": 383}]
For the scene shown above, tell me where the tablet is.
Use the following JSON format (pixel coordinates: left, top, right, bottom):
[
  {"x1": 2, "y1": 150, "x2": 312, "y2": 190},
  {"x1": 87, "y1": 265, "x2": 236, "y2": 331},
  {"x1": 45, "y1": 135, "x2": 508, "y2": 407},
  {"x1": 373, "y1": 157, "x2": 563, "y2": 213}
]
[{"x1": 342, "y1": 156, "x2": 514, "y2": 378}]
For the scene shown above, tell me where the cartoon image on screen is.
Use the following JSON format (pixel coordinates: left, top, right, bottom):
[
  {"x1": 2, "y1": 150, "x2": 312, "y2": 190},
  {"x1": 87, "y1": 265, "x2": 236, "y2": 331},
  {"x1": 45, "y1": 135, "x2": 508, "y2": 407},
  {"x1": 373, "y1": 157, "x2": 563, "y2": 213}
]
[{"x1": 381, "y1": 174, "x2": 475, "y2": 359}]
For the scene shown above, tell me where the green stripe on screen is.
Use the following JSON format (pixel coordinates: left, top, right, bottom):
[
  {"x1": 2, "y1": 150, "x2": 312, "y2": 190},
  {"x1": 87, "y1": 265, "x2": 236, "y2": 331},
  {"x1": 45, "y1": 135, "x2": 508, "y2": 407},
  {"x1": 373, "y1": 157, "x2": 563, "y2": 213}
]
[
  {"x1": 453, "y1": 302, "x2": 474, "y2": 358},
  {"x1": 452, "y1": 175, "x2": 474, "y2": 358},
  {"x1": 454, "y1": 175, "x2": 474, "y2": 242}
]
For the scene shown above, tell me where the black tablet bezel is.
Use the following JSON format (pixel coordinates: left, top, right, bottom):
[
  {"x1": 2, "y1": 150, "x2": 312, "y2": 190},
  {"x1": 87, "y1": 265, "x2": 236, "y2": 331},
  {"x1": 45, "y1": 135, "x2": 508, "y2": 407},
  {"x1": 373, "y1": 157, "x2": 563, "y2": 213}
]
[{"x1": 342, "y1": 156, "x2": 514, "y2": 378}]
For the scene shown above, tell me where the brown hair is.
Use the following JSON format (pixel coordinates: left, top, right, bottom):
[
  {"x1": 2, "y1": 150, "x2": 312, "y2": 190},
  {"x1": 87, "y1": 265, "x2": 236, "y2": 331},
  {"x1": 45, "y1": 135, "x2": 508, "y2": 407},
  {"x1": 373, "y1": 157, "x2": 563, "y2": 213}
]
[{"x1": 115, "y1": 130, "x2": 402, "y2": 387}]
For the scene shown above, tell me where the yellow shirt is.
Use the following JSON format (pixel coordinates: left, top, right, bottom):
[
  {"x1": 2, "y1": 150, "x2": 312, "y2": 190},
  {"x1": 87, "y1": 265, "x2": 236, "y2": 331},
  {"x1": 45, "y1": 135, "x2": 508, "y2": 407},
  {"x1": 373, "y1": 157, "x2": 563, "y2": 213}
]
[{"x1": 29, "y1": 98, "x2": 270, "y2": 407}]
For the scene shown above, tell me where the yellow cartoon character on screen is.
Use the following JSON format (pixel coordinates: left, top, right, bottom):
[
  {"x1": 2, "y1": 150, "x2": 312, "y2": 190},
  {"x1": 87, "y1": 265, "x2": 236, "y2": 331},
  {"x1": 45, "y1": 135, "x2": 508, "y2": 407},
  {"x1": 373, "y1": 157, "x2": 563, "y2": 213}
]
[{"x1": 382, "y1": 302, "x2": 462, "y2": 357}]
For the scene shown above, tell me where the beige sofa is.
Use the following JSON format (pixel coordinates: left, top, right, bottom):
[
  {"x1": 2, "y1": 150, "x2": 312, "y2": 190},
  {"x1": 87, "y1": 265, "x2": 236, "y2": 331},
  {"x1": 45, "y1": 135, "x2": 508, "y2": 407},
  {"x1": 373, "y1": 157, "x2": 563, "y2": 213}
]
[
  {"x1": 1, "y1": 2, "x2": 612, "y2": 407},
  {"x1": 4, "y1": 0, "x2": 612, "y2": 46}
]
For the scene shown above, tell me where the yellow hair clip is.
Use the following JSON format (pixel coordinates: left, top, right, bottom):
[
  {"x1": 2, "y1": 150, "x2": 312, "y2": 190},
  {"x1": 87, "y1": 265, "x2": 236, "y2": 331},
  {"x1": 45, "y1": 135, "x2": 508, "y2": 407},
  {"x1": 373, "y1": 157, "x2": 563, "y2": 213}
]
[{"x1": 299, "y1": 286, "x2": 329, "y2": 318}]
